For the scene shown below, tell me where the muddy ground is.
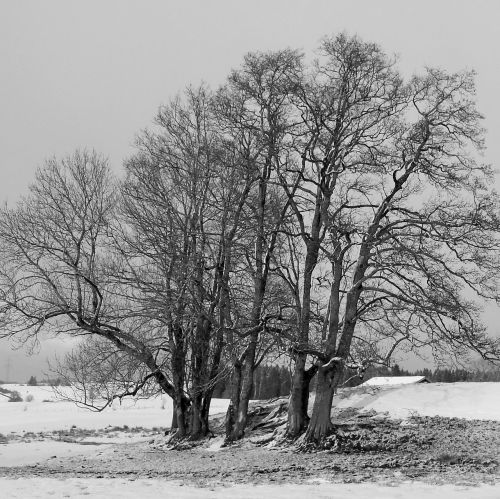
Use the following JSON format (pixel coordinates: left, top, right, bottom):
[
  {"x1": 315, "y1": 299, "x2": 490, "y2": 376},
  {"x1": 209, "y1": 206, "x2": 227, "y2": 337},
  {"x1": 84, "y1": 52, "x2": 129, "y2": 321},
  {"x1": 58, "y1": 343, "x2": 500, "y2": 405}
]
[{"x1": 1, "y1": 400, "x2": 499, "y2": 488}]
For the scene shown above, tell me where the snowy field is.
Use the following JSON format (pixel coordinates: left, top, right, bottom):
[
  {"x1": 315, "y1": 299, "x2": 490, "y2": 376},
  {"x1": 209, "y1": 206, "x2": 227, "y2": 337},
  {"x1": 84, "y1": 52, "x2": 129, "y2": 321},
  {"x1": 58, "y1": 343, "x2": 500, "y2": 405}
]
[
  {"x1": 1, "y1": 478, "x2": 499, "y2": 499},
  {"x1": 0, "y1": 384, "x2": 229, "y2": 469},
  {"x1": 2, "y1": 382, "x2": 499, "y2": 437},
  {"x1": 335, "y1": 382, "x2": 500, "y2": 420},
  {"x1": 1, "y1": 382, "x2": 500, "y2": 498},
  {"x1": 0, "y1": 384, "x2": 230, "y2": 433}
]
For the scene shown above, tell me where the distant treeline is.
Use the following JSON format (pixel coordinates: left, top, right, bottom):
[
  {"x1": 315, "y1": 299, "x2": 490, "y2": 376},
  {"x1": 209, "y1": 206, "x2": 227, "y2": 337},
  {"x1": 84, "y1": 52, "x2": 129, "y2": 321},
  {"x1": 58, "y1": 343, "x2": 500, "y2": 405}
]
[
  {"x1": 212, "y1": 365, "x2": 292, "y2": 400},
  {"x1": 3, "y1": 363, "x2": 498, "y2": 400},
  {"x1": 213, "y1": 363, "x2": 500, "y2": 399},
  {"x1": 348, "y1": 364, "x2": 500, "y2": 386}
]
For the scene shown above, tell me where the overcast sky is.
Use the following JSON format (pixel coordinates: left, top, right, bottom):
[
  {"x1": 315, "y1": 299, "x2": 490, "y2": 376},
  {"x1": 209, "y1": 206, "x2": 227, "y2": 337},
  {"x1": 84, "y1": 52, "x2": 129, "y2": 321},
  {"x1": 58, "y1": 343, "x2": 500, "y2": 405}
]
[{"x1": 1, "y1": 0, "x2": 500, "y2": 380}]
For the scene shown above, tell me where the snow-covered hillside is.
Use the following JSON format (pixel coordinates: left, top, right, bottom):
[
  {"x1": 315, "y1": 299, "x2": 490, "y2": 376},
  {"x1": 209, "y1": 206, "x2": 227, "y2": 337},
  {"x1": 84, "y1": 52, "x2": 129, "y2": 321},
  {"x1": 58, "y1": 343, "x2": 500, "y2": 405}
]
[{"x1": 334, "y1": 382, "x2": 500, "y2": 420}]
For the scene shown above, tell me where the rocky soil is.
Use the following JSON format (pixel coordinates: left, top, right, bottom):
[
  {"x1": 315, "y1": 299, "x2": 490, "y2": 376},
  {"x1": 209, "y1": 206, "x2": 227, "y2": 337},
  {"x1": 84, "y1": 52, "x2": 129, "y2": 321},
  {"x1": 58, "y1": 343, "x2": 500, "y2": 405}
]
[{"x1": 1, "y1": 399, "x2": 499, "y2": 487}]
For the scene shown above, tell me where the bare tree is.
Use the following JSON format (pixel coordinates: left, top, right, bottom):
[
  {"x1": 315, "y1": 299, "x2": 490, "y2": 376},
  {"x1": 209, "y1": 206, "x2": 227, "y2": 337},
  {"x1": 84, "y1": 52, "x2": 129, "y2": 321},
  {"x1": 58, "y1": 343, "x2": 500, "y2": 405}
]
[
  {"x1": 2, "y1": 34, "x2": 500, "y2": 449},
  {"x1": 215, "y1": 49, "x2": 301, "y2": 440},
  {"x1": 117, "y1": 86, "x2": 238, "y2": 438},
  {"x1": 0, "y1": 150, "x2": 185, "y2": 425},
  {"x1": 278, "y1": 35, "x2": 500, "y2": 442},
  {"x1": 278, "y1": 34, "x2": 406, "y2": 436}
]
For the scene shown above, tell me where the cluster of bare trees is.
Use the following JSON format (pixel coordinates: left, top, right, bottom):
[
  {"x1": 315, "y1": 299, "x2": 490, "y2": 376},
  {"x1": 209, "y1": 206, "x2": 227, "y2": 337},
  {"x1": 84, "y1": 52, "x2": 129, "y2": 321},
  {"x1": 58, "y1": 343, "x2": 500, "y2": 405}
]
[{"x1": 1, "y1": 34, "x2": 500, "y2": 442}]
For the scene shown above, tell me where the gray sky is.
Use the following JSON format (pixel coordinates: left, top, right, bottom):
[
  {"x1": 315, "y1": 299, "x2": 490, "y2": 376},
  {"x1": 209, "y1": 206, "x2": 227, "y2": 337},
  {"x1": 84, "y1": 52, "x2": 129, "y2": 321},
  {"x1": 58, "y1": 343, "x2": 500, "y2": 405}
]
[{"x1": 1, "y1": 0, "x2": 500, "y2": 379}]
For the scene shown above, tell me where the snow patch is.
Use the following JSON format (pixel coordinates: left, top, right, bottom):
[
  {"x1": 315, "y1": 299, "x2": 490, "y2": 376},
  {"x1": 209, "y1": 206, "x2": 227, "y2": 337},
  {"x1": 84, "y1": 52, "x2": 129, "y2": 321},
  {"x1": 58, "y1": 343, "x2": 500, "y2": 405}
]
[{"x1": 205, "y1": 436, "x2": 225, "y2": 452}]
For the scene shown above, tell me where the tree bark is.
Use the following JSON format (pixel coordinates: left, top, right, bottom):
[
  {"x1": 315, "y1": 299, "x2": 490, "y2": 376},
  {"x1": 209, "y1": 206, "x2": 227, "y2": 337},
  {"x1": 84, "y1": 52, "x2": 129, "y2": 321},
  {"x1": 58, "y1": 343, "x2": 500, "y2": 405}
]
[
  {"x1": 230, "y1": 341, "x2": 256, "y2": 439},
  {"x1": 226, "y1": 169, "x2": 269, "y2": 440},
  {"x1": 225, "y1": 359, "x2": 242, "y2": 440},
  {"x1": 189, "y1": 396, "x2": 209, "y2": 439},
  {"x1": 171, "y1": 400, "x2": 178, "y2": 430},
  {"x1": 189, "y1": 314, "x2": 212, "y2": 439},
  {"x1": 287, "y1": 362, "x2": 307, "y2": 435},
  {"x1": 287, "y1": 238, "x2": 321, "y2": 436},
  {"x1": 172, "y1": 394, "x2": 190, "y2": 438},
  {"x1": 305, "y1": 367, "x2": 336, "y2": 442}
]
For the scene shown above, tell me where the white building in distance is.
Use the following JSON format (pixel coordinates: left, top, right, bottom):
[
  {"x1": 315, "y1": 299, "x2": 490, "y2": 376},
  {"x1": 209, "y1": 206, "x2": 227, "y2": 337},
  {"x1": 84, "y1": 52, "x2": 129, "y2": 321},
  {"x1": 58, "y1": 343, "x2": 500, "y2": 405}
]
[{"x1": 362, "y1": 376, "x2": 430, "y2": 387}]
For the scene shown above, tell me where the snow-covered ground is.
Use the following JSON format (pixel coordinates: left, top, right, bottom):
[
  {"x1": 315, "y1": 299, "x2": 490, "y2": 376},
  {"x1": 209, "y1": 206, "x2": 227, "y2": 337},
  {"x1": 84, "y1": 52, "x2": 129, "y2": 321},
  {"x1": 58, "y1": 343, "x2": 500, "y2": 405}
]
[
  {"x1": 334, "y1": 382, "x2": 500, "y2": 420},
  {"x1": 3, "y1": 381, "x2": 498, "y2": 439},
  {"x1": 0, "y1": 477, "x2": 499, "y2": 499},
  {"x1": 0, "y1": 384, "x2": 229, "y2": 469},
  {"x1": 0, "y1": 384, "x2": 229, "y2": 433},
  {"x1": 1, "y1": 382, "x2": 500, "y2": 498},
  {"x1": 1, "y1": 441, "x2": 106, "y2": 467}
]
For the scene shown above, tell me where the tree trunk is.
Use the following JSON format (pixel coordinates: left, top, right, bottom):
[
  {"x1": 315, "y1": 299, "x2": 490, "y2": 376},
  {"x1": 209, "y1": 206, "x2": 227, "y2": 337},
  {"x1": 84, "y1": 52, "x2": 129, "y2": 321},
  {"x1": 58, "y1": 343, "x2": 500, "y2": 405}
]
[
  {"x1": 195, "y1": 326, "x2": 224, "y2": 438},
  {"x1": 173, "y1": 394, "x2": 190, "y2": 438},
  {"x1": 201, "y1": 393, "x2": 212, "y2": 433},
  {"x1": 189, "y1": 395, "x2": 209, "y2": 439},
  {"x1": 305, "y1": 367, "x2": 336, "y2": 442},
  {"x1": 287, "y1": 353, "x2": 308, "y2": 436},
  {"x1": 225, "y1": 360, "x2": 242, "y2": 440},
  {"x1": 230, "y1": 346, "x2": 256, "y2": 440},
  {"x1": 189, "y1": 314, "x2": 212, "y2": 439},
  {"x1": 287, "y1": 236, "x2": 322, "y2": 437},
  {"x1": 167, "y1": 322, "x2": 188, "y2": 437},
  {"x1": 171, "y1": 400, "x2": 178, "y2": 430}
]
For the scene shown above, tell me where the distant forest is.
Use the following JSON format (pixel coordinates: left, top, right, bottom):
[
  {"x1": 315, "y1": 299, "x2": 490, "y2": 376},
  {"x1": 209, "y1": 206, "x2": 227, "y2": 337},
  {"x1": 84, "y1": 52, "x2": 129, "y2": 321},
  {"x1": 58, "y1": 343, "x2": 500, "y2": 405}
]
[
  {"x1": 210, "y1": 363, "x2": 500, "y2": 400},
  {"x1": 356, "y1": 364, "x2": 500, "y2": 385},
  {"x1": 3, "y1": 363, "x2": 500, "y2": 401}
]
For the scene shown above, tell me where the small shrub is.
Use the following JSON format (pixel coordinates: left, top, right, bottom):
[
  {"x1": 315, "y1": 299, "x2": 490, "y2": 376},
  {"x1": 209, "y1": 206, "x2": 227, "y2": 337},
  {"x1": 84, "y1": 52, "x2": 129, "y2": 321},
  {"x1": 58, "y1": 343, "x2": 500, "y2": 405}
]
[
  {"x1": 436, "y1": 452, "x2": 462, "y2": 465},
  {"x1": 8, "y1": 391, "x2": 22, "y2": 402},
  {"x1": 25, "y1": 394, "x2": 34, "y2": 402}
]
